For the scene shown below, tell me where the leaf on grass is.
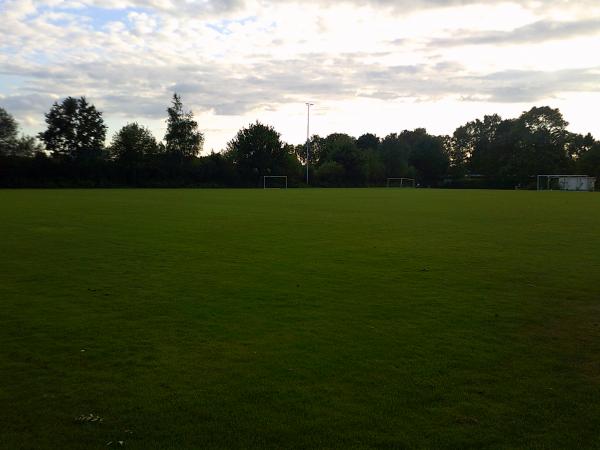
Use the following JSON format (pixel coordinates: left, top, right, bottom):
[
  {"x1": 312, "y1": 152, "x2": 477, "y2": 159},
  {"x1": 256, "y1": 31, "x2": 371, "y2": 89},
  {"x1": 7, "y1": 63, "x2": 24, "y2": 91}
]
[{"x1": 74, "y1": 413, "x2": 103, "y2": 424}]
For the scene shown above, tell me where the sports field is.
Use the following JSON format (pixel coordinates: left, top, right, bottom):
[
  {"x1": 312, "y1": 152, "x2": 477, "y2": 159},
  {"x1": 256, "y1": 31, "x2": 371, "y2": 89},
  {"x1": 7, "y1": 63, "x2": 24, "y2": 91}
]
[{"x1": 1, "y1": 189, "x2": 599, "y2": 449}]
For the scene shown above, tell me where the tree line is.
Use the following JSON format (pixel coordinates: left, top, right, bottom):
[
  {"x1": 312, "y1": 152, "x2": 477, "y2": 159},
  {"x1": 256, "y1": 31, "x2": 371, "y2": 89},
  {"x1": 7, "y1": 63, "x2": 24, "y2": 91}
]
[{"x1": 1, "y1": 94, "x2": 599, "y2": 188}]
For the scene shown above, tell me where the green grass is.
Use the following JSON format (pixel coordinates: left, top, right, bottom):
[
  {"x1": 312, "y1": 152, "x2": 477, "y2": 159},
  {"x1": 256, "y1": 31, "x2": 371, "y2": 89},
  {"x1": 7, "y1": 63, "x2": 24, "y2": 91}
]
[{"x1": 1, "y1": 188, "x2": 599, "y2": 449}]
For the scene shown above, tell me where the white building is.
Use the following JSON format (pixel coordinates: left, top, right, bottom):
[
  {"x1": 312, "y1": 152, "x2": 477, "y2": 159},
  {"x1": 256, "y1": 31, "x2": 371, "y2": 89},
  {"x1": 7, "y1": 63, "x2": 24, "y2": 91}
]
[
  {"x1": 558, "y1": 176, "x2": 596, "y2": 191},
  {"x1": 537, "y1": 175, "x2": 596, "y2": 191}
]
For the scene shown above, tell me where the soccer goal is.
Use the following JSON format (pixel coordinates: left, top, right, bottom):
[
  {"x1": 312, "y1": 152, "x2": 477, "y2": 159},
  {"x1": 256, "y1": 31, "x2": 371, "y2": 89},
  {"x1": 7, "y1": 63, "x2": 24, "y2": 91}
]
[
  {"x1": 263, "y1": 176, "x2": 288, "y2": 189},
  {"x1": 387, "y1": 177, "x2": 416, "y2": 188},
  {"x1": 537, "y1": 175, "x2": 596, "y2": 192}
]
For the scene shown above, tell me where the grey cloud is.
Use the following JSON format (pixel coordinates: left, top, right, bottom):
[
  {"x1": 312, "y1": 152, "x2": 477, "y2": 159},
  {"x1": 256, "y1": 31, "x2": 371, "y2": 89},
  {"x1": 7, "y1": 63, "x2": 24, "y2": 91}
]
[
  {"x1": 4, "y1": 50, "x2": 599, "y2": 124},
  {"x1": 170, "y1": 58, "x2": 357, "y2": 114},
  {"x1": 100, "y1": 94, "x2": 168, "y2": 118},
  {"x1": 50, "y1": 0, "x2": 600, "y2": 17},
  {"x1": 477, "y1": 68, "x2": 600, "y2": 102},
  {"x1": 176, "y1": 0, "x2": 599, "y2": 13},
  {"x1": 0, "y1": 93, "x2": 58, "y2": 115},
  {"x1": 359, "y1": 65, "x2": 600, "y2": 103},
  {"x1": 430, "y1": 18, "x2": 600, "y2": 47},
  {"x1": 81, "y1": 0, "x2": 246, "y2": 15}
]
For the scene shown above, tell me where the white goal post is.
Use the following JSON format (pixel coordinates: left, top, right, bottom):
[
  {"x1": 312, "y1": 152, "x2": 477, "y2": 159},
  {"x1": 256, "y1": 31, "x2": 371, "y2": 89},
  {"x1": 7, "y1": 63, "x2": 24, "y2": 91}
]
[
  {"x1": 537, "y1": 175, "x2": 596, "y2": 192},
  {"x1": 387, "y1": 177, "x2": 416, "y2": 188},
  {"x1": 263, "y1": 176, "x2": 288, "y2": 189}
]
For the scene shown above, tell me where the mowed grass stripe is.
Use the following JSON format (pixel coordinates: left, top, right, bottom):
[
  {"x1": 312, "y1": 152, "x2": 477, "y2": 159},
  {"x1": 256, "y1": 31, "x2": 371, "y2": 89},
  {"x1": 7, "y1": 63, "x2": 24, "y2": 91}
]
[{"x1": 0, "y1": 189, "x2": 599, "y2": 449}]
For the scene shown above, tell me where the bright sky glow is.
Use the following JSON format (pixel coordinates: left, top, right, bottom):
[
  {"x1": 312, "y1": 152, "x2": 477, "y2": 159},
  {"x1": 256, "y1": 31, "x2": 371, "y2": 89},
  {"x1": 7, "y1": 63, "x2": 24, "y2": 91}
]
[{"x1": 1, "y1": 0, "x2": 599, "y2": 151}]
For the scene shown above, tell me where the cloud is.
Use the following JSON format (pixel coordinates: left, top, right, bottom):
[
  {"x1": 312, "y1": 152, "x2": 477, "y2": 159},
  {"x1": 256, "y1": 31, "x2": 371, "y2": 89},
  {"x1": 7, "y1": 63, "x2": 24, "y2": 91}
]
[
  {"x1": 4, "y1": 52, "x2": 598, "y2": 120},
  {"x1": 475, "y1": 67, "x2": 600, "y2": 102},
  {"x1": 0, "y1": 93, "x2": 59, "y2": 115},
  {"x1": 355, "y1": 64, "x2": 600, "y2": 103},
  {"x1": 430, "y1": 18, "x2": 600, "y2": 47},
  {"x1": 60, "y1": 0, "x2": 600, "y2": 16}
]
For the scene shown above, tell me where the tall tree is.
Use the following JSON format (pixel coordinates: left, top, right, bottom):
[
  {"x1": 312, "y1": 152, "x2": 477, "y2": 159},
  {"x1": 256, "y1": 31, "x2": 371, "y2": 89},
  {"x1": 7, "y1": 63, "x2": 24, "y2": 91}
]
[
  {"x1": 0, "y1": 107, "x2": 18, "y2": 155},
  {"x1": 109, "y1": 123, "x2": 158, "y2": 164},
  {"x1": 318, "y1": 133, "x2": 367, "y2": 184},
  {"x1": 12, "y1": 135, "x2": 44, "y2": 157},
  {"x1": 357, "y1": 133, "x2": 380, "y2": 151},
  {"x1": 225, "y1": 121, "x2": 295, "y2": 183},
  {"x1": 38, "y1": 97, "x2": 107, "y2": 159},
  {"x1": 109, "y1": 123, "x2": 158, "y2": 183},
  {"x1": 458, "y1": 114, "x2": 503, "y2": 177},
  {"x1": 379, "y1": 133, "x2": 411, "y2": 178},
  {"x1": 404, "y1": 129, "x2": 449, "y2": 186},
  {"x1": 566, "y1": 132, "x2": 595, "y2": 160},
  {"x1": 164, "y1": 93, "x2": 204, "y2": 160},
  {"x1": 509, "y1": 107, "x2": 571, "y2": 183},
  {"x1": 578, "y1": 141, "x2": 600, "y2": 182},
  {"x1": 1, "y1": 107, "x2": 44, "y2": 157}
]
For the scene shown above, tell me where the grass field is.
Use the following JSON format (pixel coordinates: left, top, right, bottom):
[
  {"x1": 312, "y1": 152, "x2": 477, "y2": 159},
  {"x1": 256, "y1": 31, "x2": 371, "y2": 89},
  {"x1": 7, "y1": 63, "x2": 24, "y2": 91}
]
[{"x1": 1, "y1": 188, "x2": 599, "y2": 449}]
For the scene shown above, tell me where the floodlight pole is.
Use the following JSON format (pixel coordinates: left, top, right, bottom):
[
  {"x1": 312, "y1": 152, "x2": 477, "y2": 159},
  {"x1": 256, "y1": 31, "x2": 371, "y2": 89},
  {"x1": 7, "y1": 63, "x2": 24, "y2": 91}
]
[{"x1": 305, "y1": 102, "x2": 314, "y2": 185}]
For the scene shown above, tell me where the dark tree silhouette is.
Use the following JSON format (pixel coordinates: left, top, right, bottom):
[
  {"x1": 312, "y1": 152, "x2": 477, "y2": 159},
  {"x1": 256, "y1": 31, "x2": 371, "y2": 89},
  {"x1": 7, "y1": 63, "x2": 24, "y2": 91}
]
[
  {"x1": 379, "y1": 133, "x2": 412, "y2": 179},
  {"x1": 1, "y1": 107, "x2": 44, "y2": 157},
  {"x1": 0, "y1": 107, "x2": 19, "y2": 155},
  {"x1": 165, "y1": 93, "x2": 204, "y2": 161},
  {"x1": 316, "y1": 133, "x2": 367, "y2": 184},
  {"x1": 225, "y1": 121, "x2": 299, "y2": 184},
  {"x1": 512, "y1": 106, "x2": 571, "y2": 181},
  {"x1": 110, "y1": 123, "x2": 158, "y2": 163},
  {"x1": 38, "y1": 97, "x2": 107, "y2": 159},
  {"x1": 12, "y1": 135, "x2": 43, "y2": 157},
  {"x1": 357, "y1": 133, "x2": 380, "y2": 151},
  {"x1": 404, "y1": 129, "x2": 449, "y2": 186},
  {"x1": 1, "y1": 102, "x2": 598, "y2": 189},
  {"x1": 109, "y1": 123, "x2": 159, "y2": 183},
  {"x1": 579, "y1": 142, "x2": 600, "y2": 181}
]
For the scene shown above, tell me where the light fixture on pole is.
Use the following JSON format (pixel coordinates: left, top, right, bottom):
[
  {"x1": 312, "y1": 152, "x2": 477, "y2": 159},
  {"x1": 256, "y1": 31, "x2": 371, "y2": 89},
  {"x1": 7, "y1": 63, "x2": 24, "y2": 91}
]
[{"x1": 305, "y1": 102, "x2": 314, "y2": 185}]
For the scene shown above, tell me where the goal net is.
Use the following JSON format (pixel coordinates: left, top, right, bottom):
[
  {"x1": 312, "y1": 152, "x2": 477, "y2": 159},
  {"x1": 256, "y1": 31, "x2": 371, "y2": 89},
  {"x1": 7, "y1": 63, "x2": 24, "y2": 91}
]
[
  {"x1": 387, "y1": 178, "x2": 415, "y2": 188},
  {"x1": 537, "y1": 175, "x2": 596, "y2": 192},
  {"x1": 263, "y1": 176, "x2": 288, "y2": 189}
]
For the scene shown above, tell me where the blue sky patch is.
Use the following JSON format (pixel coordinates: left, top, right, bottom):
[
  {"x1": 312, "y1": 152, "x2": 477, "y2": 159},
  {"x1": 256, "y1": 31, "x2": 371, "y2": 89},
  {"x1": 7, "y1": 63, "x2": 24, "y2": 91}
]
[
  {"x1": 37, "y1": 5, "x2": 148, "y2": 30},
  {"x1": 207, "y1": 16, "x2": 258, "y2": 35}
]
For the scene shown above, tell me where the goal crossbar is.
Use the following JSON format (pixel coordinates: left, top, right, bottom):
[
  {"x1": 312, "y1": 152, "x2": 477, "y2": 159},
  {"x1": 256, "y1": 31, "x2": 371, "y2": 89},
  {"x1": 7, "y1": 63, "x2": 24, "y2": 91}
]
[{"x1": 263, "y1": 175, "x2": 288, "y2": 189}]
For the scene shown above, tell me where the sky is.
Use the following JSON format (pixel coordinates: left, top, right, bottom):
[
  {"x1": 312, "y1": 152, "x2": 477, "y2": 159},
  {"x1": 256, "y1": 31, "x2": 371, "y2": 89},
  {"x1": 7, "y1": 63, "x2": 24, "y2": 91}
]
[{"x1": 1, "y1": 0, "x2": 599, "y2": 153}]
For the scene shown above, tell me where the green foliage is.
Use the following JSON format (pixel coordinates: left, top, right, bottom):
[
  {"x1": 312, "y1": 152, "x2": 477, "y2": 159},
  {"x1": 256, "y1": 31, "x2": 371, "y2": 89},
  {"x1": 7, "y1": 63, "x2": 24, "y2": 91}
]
[
  {"x1": 108, "y1": 123, "x2": 159, "y2": 184},
  {"x1": 371, "y1": 130, "x2": 449, "y2": 186},
  {"x1": 0, "y1": 107, "x2": 19, "y2": 154},
  {"x1": 567, "y1": 132, "x2": 595, "y2": 160},
  {"x1": 379, "y1": 133, "x2": 412, "y2": 178},
  {"x1": 453, "y1": 114, "x2": 502, "y2": 178},
  {"x1": 578, "y1": 142, "x2": 600, "y2": 181},
  {"x1": 0, "y1": 107, "x2": 45, "y2": 157},
  {"x1": 317, "y1": 133, "x2": 367, "y2": 184},
  {"x1": 12, "y1": 135, "x2": 44, "y2": 157},
  {"x1": 315, "y1": 160, "x2": 345, "y2": 184},
  {"x1": 2, "y1": 103, "x2": 599, "y2": 188},
  {"x1": 363, "y1": 148, "x2": 386, "y2": 185},
  {"x1": 357, "y1": 133, "x2": 380, "y2": 151},
  {"x1": 164, "y1": 93, "x2": 204, "y2": 160},
  {"x1": 405, "y1": 129, "x2": 449, "y2": 186},
  {"x1": 38, "y1": 97, "x2": 107, "y2": 159},
  {"x1": 452, "y1": 108, "x2": 580, "y2": 186},
  {"x1": 226, "y1": 121, "x2": 297, "y2": 184},
  {"x1": 510, "y1": 106, "x2": 571, "y2": 182},
  {"x1": 295, "y1": 136, "x2": 322, "y2": 167},
  {"x1": 109, "y1": 123, "x2": 159, "y2": 164}
]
